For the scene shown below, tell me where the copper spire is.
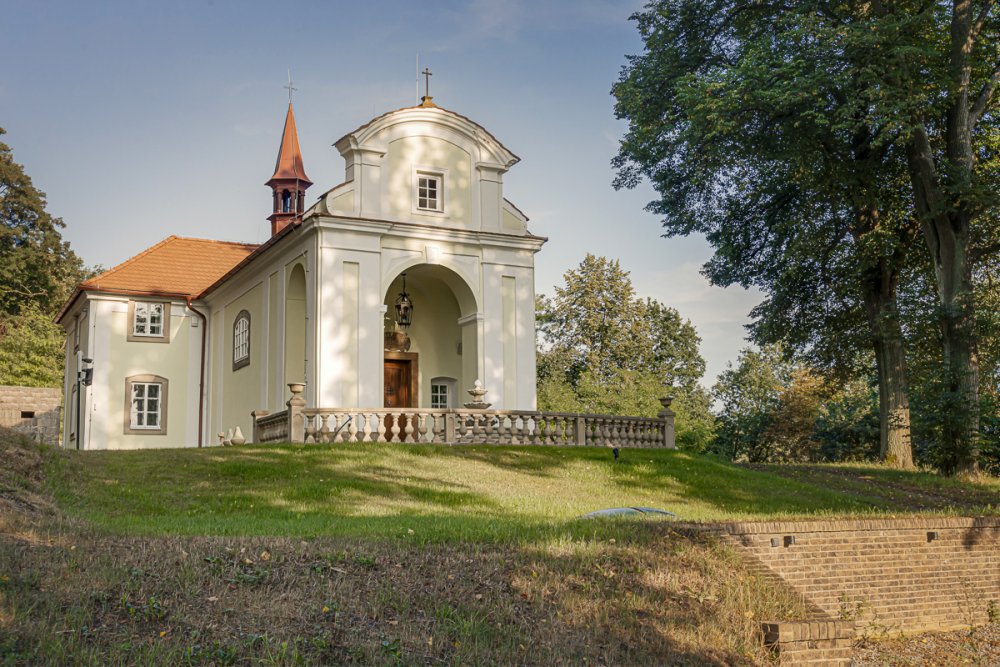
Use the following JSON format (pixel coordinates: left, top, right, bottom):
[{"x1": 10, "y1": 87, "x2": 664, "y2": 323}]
[{"x1": 267, "y1": 103, "x2": 312, "y2": 186}]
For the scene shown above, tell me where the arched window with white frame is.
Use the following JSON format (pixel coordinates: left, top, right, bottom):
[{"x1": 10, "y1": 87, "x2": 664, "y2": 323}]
[{"x1": 233, "y1": 310, "x2": 251, "y2": 370}]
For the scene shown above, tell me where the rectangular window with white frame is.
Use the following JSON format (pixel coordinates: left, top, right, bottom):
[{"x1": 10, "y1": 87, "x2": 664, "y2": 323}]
[
  {"x1": 430, "y1": 377, "x2": 456, "y2": 409},
  {"x1": 415, "y1": 169, "x2": 444, "y2": 213},
  {"x1": 130, "y1": 382, "x2": 161, "y2": 429},
  {"x1": 134, "y1": 302, "x2": 163, "y2": 336},
  {"x1": 127, "y1": 300, "x2": 171, "y2": 343},
  {"x1": 123, "y1": 374, "x2": 168, "y2": 435}
]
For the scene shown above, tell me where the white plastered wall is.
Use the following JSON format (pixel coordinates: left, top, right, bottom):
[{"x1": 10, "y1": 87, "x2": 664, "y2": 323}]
[{"x1": 78, "y1": 296, "x2": 199, "y2": 449}]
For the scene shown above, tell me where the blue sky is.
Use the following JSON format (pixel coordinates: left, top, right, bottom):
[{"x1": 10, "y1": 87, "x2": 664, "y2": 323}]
[{"x1": 1, "y1": 0, "x2": 760, "y2": 384}]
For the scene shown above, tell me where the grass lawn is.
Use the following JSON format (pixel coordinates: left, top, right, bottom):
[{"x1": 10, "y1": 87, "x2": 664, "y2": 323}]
[
  {"x1": 4, "y1": 434, "x2": 999, "y2": 665},
  {"x1": 51, "y1": 443, "x2": 999, "y2": 541}
]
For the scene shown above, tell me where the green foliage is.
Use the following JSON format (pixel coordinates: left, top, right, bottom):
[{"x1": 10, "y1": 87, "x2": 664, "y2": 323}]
[
  {"x1": 668, "y1": 387, "x2": 716, "y2": 452},
  {"x1": 711, "y1": 346, "x2": 787, "y2": 462},
  {"x1": 612, "y1": 0, "x2": 918, "y2": 356},
  {"x1": 813, "y1": 382, "x2": 880, "y2": 463},
  {"x1": 0, "y1": 302, "x2": 65, "y2": 387},
  {"x1": 713, "y1": 347, "x2": 879, "y2": 464},
  {"x1": 613, "y1": 1, "x2": 1000, "y2": 472},
  {"x1": 0, "y1": 127, "x2": 86, "y2": 317},
  {"x1": 537, "y1": 255, "x2": 714, "y2": 450},
  {"x1": 537, "y1": 255, "x2": 651, "y2": 386},
  {"x1": 0, "y1": 127, "x2": 90, "y2": 389}
]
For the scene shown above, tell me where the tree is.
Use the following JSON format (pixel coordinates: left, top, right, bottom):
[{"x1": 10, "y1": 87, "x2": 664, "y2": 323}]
[
  {"x1": 813, "y1": 380, "x2": 881, "y2": 463},
  {"x1": 611, "y1": 1, "x2": 991, "y2": 468},
  {"x1": 890, "y1": 1, "x2": 1000, "y2": 474},
  {"x1": 0, "y1": 128, "x2": 86, "y2": 317},
  {"x1": 537, "y1": 255, "x2": 715, "y2": 449},
  {"x1": 537, "y1": 255, "x2": 651, "y2": 387},
  {"x1": 0, "y1": 304, "x2": 65, "y2": 387},
  {"x1": 711, "y1": 346, "x2": 789, "y2": 462}
]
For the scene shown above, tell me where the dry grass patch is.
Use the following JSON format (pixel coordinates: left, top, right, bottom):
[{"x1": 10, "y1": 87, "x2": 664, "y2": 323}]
[{"x1": 0, "y1": 513, "x2": 804, "y2": 666}]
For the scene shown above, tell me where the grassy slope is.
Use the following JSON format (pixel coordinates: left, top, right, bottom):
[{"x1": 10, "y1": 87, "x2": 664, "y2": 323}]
[
  {"x1": 47, "y1": 443, "x2": 994, "y2": 542},
  {"x1": 5, "y1": 436, "x2": 999, "y2": 666}
]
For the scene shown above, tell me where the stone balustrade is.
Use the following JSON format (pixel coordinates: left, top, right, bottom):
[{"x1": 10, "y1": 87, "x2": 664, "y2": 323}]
[{"x1": 253, "y1": 383, "x2": 676, "y2": 448}]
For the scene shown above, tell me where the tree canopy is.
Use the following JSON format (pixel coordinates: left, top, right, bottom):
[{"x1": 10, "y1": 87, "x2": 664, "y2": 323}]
[
  {"x1": 536, "y1": 254, "x2": 714, "y2": 449},
  {"x1": 0, "y1": 128, "x2": 86, "y2": 318},
  {"x1": 613, "y1": 0, "x2": 1000, "y2": 473},
  {"x1": 0, "y1": 127, "x2": 88, "y2": 387}
]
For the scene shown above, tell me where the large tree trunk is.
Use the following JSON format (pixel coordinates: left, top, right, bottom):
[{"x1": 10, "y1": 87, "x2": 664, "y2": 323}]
[
  {"x1": 899, "y1": 0, "x2": 986, "y2": 475},
  {"x1": 938, "y1": 261, "x2": 981, "y2": 474},
  {"x1": 861, "y1": 257, "x2": 914, "y2": 469},
  {"x1": 906, "y1": 126, "x2": 981, "y2": 476}
]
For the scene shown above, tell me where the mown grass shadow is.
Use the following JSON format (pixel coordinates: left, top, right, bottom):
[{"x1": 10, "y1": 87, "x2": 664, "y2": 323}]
[{"x1": 606, "y1": 450, "x2": 879, "y2": 516}]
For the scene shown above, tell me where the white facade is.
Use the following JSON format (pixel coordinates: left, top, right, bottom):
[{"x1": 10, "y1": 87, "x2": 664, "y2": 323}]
[{"x1": 59, "y1": 101, "x2": 545, "y2": 449}]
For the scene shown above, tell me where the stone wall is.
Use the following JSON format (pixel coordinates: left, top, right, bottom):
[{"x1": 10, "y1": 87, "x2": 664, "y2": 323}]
[
  {"x1": 710, "y1": 517, "x2": 1000, "y2": 665},
  {"x1": 0, "y1": 385, "x2": 62, "y2": 445},
  {"x1": 722, "y1": 516, "x2": 1000, "y2": 634}
]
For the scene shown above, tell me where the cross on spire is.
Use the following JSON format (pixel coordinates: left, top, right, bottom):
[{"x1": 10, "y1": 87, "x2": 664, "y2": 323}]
[
  {"x1": 422, "y1": 67, "x2": 432, "y2": 100},
  {"x1": 284, "y1": 69, "x2": 297, "y2": 104}
]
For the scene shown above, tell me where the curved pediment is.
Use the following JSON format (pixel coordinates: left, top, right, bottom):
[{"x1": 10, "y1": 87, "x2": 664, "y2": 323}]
[
  {"x1": 334, "y1": 103, "x2": 519, "y2": 169},
  {"x1": 328, "y1": 102, "x2": 524, "y2": 233}
]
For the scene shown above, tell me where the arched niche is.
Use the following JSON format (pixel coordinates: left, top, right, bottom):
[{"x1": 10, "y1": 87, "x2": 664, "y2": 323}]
[{"x1": 284, "y1": 263, "x2": 307, "y2": 388}]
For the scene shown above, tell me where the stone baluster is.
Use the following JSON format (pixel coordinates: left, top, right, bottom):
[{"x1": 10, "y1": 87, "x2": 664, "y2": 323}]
[
  {"x1": 354, "y1": 412, "x2": 372, "y2": 442},
  {"x1": 326, "y1": 414, "x2": 340, "y2": 443},
  {"x1": 527, "y1": 415, "x2": 539, "y2": 444},
  {"x1": 404, "y1": 413, "x2": 415, "y2": 443},
  {"x1": 507, "y1": 415, "x2": 519, "y2": 445},
  {"x1": 538, "y1": 417, "x2": 549, "y2": 445},
  {"x1": 316, "y1": 414, "x2": 329, "y2": 443},
  {"x1": 390, "y1": 414, "x2": 402, "y2": 442},
  {"x1": 304, "y1": 414, "x2": 317, "y2": 443},
  {"x1": 473, "y1": 413, "x2": 482, "y2": 442},
  {"x1": 376, "y1": 412, "x2": 387, "y2": 442},
  {"x1": 347, "y1": 413, "x2": 359, "y2": 443}
]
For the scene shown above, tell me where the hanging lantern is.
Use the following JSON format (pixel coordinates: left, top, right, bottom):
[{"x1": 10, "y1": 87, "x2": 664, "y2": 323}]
[{"x1": 395, "y1": 273, "x2": 414, "y2": 328}]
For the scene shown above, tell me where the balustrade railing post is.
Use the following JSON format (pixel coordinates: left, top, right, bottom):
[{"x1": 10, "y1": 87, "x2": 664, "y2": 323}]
[
  {"x1": 445, "y1": 412, "x2": 457, "y2": 443},
  {"x1": 574, "y1": 415, "x2": 586, "y2": 446},
  {"x1": 250, "y1": 410, "x2": 269, "y2": 444},
  {"x1": 287, "y1": 382, "x2": 306, "y2": 443},
  {"x1": 658, "y1": 396, "x2": 677, "y2": 449}
]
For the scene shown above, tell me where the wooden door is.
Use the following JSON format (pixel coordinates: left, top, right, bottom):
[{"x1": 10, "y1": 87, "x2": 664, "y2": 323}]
[
  {"x1": 383, "y1": 359, "x2": 413, "y2": 408},
  {"x1": 384, "y1": 359, "x2": 413, "y2": 440}
]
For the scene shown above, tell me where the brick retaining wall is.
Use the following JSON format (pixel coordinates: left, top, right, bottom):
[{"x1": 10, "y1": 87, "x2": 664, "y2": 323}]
[
  {"x1": 721, "y1": 517, "x2": 1000, "y2": 634},
  {"x1": 0, "y1": 385, "x2": 61, "y2": 445}
]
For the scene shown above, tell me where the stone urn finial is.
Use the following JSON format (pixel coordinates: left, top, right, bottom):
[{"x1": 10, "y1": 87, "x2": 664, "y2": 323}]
[
  {"x1": 464, "y1": 379, "x2": 492, "y2": 410},
  {"x1": 657, "y1": 395, "x2": 676, "y2": 418}
]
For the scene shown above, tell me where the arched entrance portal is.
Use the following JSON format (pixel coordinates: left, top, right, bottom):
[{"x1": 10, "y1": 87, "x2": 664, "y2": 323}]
[
  {"x1": 284, "y1": 263, "x2": 307, "y2": 389},
  {"x1": 382, "y1": 264, "x2": 479, "y2": 410}
]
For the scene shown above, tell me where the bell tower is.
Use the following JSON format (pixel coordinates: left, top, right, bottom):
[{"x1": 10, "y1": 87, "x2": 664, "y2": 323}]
[{"x1": 266, "y1": 101, "x2": 312, "y2": 236}]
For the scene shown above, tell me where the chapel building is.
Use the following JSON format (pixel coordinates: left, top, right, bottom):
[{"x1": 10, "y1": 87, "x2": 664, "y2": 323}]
[{"x1": 57, "y1": 92, "x2": 545, "y2": 449}]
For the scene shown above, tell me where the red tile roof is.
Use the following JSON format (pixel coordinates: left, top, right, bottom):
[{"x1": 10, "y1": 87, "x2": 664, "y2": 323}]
[{"x1": 80, "y1": 236, "x2": 259, "y2": 298}]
